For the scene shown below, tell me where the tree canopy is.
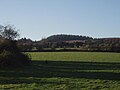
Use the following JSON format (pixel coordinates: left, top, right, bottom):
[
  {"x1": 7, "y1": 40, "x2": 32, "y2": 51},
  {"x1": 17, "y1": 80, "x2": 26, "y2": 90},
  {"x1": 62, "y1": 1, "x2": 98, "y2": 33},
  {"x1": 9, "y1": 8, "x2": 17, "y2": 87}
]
[
  {"x1": 0, "y1": 24, "x2": 19, "y2": 40},
  {"x1": 0, "y1": 24, "x2": 31, "y2": 67}
]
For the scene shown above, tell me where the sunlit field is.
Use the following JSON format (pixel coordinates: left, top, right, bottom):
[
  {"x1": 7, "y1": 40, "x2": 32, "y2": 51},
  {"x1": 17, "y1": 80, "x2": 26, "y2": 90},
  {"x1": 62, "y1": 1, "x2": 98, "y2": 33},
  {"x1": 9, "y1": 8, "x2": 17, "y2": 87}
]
[
  {"x1": 0, "y1": 52, "x2": 120, "y2": 90},
  {"x1": 30, "y1": 52, "x2": 120, "y2": 62}
]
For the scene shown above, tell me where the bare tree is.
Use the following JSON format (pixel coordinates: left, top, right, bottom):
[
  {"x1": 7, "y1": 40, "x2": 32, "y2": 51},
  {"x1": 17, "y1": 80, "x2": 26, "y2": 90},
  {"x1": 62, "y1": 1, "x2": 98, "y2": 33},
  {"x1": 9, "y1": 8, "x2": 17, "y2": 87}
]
[{"x1": 0, "y1": 24, "x2": 19, "y2": 40}]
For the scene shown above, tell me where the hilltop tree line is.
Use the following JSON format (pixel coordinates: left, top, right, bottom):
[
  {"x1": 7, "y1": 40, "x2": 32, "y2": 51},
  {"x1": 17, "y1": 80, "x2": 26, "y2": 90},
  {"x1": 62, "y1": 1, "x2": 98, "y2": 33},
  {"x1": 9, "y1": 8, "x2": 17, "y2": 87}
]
[
  {"x1": 45, "y1": 34, "x2": 93, "y2": 42},
  {"x1": 17, "y1": 34, "x2": 120, "y2": 52}
]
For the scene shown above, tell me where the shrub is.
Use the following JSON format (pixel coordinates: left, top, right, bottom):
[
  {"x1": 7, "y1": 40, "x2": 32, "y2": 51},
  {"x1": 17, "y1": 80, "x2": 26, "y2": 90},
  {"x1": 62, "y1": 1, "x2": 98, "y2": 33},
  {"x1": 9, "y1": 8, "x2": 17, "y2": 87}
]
[{"x1": 0, "y1": 39, "x2": 31, "y2": 67}]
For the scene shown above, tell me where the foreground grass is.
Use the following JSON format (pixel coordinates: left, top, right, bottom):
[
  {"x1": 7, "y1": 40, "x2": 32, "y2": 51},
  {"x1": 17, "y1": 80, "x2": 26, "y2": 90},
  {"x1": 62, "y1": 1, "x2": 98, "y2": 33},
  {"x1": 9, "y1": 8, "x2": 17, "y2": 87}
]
[{"x1": 0, "y1": 52, "x2": 120, "y2": 90}]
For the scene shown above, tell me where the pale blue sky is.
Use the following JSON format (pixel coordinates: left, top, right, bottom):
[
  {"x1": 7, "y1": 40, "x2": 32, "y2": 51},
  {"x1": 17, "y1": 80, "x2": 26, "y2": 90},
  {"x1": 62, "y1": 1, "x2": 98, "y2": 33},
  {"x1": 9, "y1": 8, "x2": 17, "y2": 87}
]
[{"x1": 0, "y1": 0, "x2": 120, "y2": 40}]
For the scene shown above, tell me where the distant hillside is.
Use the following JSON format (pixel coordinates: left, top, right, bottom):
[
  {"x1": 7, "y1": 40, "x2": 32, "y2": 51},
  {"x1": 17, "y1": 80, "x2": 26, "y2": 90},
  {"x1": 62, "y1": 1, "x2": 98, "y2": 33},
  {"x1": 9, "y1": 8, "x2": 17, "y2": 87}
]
[
  {"x1": 17, "y1": 34, "x2": 120, "y2": 52},
  {"x1": 45, "y1": 34, "x2": 93, "y2": 42}
]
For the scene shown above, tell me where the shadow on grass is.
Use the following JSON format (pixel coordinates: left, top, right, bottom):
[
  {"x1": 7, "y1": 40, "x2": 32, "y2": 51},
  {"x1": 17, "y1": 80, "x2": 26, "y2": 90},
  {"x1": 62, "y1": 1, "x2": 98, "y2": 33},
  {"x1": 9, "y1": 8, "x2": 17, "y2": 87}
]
[{"x1": 0, "y1": 60, "x2": 120, "y2": 84}]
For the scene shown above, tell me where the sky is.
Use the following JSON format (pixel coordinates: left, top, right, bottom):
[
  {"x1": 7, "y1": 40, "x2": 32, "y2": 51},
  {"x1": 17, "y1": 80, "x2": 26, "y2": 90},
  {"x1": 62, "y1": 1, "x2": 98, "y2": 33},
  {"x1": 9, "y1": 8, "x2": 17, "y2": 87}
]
[{"x1": 0, "y1": 0, "x2": 120, "y2": 40}]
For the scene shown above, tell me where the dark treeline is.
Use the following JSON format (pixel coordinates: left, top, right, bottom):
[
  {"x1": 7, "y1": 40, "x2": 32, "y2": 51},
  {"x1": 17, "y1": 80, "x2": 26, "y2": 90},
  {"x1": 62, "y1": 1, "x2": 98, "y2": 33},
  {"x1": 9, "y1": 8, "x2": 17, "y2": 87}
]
[
  {"x1": 46, "y1": 34, "x2": 93, "y2": 42},
  {"x1": 17, "y1": 34, "x2": 120, "y2": 52}
]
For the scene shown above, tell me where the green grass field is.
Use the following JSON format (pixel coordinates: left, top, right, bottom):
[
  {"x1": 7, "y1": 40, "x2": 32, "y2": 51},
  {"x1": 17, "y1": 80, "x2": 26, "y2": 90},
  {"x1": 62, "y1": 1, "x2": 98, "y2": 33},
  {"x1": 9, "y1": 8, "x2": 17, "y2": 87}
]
[
  {"x1": 30, "y1": 52, "x2": 120, "y2": 62},
  {"x1": 0, "y1": 52, "x2": 120, "y2": 90}
]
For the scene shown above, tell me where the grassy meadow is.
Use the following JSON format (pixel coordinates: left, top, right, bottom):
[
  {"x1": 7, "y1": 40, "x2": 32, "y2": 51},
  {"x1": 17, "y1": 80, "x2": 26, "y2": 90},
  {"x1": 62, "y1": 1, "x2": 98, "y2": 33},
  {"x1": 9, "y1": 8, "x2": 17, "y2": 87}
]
[
  {"x1": 30, "y1": 52, "x2": 120, "y2": 62},
  {"x1": 0, "y1": 52, "x2": 120, "y2": 90}
]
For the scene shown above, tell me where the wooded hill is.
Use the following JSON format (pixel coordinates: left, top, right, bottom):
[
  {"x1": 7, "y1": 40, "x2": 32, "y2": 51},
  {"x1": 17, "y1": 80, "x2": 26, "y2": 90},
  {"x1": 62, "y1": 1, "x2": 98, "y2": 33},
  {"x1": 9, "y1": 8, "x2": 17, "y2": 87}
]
[
  {"x1": 17, "y1": 34, "x2": 120, "y2": 52},
  {"x1": 45, "y1": 34, "x2": 93, "y2": 42}
]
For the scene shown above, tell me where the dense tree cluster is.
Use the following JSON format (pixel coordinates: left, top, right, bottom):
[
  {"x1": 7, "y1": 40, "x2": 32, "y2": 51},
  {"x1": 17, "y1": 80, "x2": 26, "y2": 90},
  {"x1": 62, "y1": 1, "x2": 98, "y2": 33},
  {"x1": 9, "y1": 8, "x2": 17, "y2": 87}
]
[
  {"x1": 17, "y1": 38, "x2": 33, "y2": 51},
  {"x1": 0, "y1": 25, "x2": 31, "y2": 67},
  {"x1": 87, "y1": 38, "x2": 120, "y2": 52},
  {"x1": 46, "y1": 34, "x2": 93, "y2": 42},
  {"x1": 17, "y1": 34, "x2": 120, "y2": 52}
]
